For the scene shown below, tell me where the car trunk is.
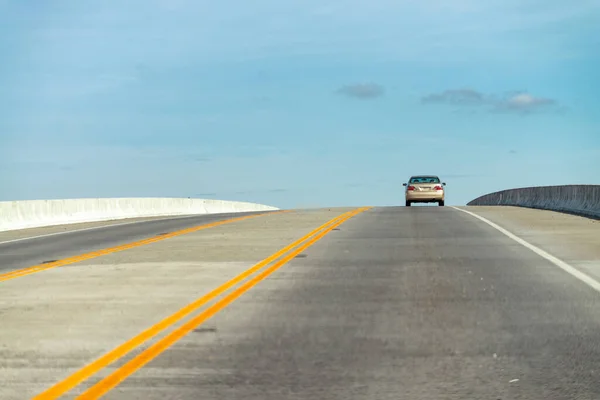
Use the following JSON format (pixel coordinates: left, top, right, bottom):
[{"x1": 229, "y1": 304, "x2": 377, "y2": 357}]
[{"x1": 409, "y1": 183, "x2": 442, "y2": 192}]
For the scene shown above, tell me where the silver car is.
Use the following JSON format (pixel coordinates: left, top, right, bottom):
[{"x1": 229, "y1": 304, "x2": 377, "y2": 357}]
[{"x1": 403, "y1": 175, "x2": 446, "y2": 206}]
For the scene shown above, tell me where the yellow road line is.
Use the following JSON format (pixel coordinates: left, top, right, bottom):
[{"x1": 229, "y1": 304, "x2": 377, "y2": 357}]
[
  {"x1": 33, "y1": 208, "x2": 364, "y2": 399},
  {"x1": 0, "y1": 211, "x2": 285, "y2": 284},
  {"x1": 76, "y1": 206, "x2": 370, "y2": 399}
]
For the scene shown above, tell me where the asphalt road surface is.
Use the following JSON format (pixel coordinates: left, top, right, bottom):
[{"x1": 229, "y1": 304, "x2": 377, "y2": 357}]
[
  {"x1": 0, "y1": 211, "x2": 270, "y2": 274},
  {"x1": 2, "y1": 206, "x2": 600, "y2": 399}
]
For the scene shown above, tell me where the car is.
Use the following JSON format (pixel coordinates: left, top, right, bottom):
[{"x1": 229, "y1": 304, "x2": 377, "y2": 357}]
[{"x1": 403, "y1": 175, "x2": 446, "y2": 207}]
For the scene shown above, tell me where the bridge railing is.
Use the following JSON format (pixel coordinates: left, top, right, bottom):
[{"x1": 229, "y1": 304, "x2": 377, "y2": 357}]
[
  {"x1": 0, "y1": 198, "x2": 279, "y2": 232},
  {"x1": 467, "y1": 185, "x2": 600, "y2": 219}
]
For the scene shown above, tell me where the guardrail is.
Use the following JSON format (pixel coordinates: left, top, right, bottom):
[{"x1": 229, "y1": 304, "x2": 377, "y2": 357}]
[
  {"x1": 0, "y1": 198, "x2": 279, "y2": 232},
  {"x1": 467, "y1": 185, "x2": 600, "y2": 219}
]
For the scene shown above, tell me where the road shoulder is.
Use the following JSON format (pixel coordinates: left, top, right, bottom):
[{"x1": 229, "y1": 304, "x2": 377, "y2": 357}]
[{"x1": 458, "y1": 206, "x2": 600, "y2": 281}]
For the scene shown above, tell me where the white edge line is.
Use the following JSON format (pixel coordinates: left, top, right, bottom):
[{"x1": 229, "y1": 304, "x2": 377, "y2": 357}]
[
  {"x1": 451, "y1": 206, "x2": 600, "y2": 293},
  {"x1": 0, "y1": 214, "x2": 231, "y2": 246}
]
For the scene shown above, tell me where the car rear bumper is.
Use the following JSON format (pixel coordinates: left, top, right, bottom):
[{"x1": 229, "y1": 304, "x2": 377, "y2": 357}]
[{"x1": 406, "y1": 191, "x2": 444, "y2": 202}]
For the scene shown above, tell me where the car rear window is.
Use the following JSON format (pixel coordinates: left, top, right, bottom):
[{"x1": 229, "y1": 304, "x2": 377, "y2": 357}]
[{"x1": 409, "y1": 176, "x2": 440, "y2": 184}]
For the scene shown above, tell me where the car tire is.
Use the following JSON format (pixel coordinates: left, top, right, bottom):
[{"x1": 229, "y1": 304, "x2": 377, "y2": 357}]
[
  {"x1": 438, "y1": 200, "x2": 445, "y2": 206},
  {"x1": 405, "y1": 201, "x2": 411, "y2": 207}
]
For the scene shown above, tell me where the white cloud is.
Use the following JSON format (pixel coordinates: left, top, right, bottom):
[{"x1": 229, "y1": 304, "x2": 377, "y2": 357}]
[
  {"x1": 493, "y1": 93, "x2": 558, "y2": 114},
  {"x1": 422, "y1": 89, "x2": 562, "y2": 114},
  {"x1": 507, "y1": 93, "x2": 554, "y2": 107}
]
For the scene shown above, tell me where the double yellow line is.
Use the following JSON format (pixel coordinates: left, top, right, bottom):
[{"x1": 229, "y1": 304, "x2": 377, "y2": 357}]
[
  {"x1": 0, "y1": 212, "x2": 282, "y2": 283},
  {"x1": 33, "y1": 206, "x2": 370, "y2": 399}
]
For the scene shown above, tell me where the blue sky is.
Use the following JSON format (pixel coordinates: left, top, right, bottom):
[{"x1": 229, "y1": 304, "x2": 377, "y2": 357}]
[{"x1": 1, "y1": 0, "x2": 599, "y2": 208}]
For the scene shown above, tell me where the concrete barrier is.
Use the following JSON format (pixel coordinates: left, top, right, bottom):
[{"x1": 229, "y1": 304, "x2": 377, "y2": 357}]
[
  {"x1": 0, "y1": 198, "x2": 279, "y2": 232},
  {"x1": 467, "y1": 185, "x2": 600, "y2": 219}
]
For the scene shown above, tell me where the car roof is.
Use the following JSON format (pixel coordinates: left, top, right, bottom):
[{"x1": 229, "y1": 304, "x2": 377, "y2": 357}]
[{"x1": 410, "y1": 175, "x2": 440, "y2": 179}]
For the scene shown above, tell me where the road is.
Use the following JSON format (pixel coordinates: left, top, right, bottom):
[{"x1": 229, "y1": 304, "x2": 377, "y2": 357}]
[
  {"x1": 1, "y1": 206, "x2": 600, "y2": 399},
  {"x1": 0, "y1": 211, "x2": 271, "y2": 275}
]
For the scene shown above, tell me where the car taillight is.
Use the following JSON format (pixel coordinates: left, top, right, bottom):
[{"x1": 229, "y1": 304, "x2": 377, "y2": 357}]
[
  {"x1": 407, "y1": 185, "x2": 416, "y2": 191},
  {"x1": 433, "y1": 185, "x2": 443, "y2": 190}
]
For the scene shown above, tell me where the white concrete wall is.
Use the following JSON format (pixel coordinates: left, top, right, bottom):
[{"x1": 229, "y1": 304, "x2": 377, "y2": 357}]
[
  {"x1": 467, "y1": 185, "x2": 600, "y2": 219},
  {"x1": 0, "y1": 198, "x2": 279, "y2": 232}
]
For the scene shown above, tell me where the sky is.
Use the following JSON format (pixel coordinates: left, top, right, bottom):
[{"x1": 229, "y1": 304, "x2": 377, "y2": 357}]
[{"x1": 1, "y1": 0, "x2": 599, "y2": 208}]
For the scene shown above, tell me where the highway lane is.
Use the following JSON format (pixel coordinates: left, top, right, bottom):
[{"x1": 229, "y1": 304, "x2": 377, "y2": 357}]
[
  {"x1": 83, "y1": 206, "x2": 600, "y2": 399},
  {"x1": 0, "y1": 211, "x2": 274, "y2": 275}
]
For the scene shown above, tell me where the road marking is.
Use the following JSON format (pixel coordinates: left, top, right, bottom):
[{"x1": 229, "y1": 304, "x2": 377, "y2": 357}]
[
  {"x1": 0, "y1": 211, "x2": 285, "y2": 284},
  {"x1": 452, "y1": 207, "x2": 600, "y2": 293},
  {"x1": 75, "y1": 206, "x2": 370, "y2": 399},
  {"x1": 33, "y1": 208, "x2": 368, "y2": 399},
  {"x1": 0, "y1": 214, "x2": 240, "y2": 245}
]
